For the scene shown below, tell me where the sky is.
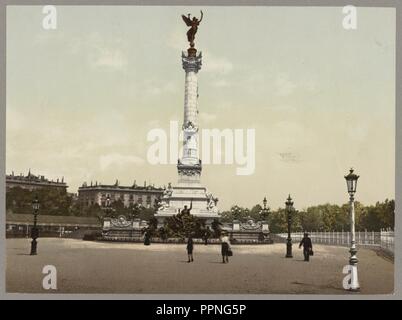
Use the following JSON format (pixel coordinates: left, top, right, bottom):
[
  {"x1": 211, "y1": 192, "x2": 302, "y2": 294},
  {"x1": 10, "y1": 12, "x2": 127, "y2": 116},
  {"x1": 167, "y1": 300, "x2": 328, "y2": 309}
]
[{"x1": 6, "y1": 6, "x2": 395, "y2": 210}]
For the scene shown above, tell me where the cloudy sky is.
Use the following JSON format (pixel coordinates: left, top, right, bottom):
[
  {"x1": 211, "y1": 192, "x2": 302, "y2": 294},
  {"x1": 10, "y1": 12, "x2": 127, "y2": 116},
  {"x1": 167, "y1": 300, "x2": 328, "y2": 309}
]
[{"x1": 6, "y1": 6, "x2": 395, "y2": 210}]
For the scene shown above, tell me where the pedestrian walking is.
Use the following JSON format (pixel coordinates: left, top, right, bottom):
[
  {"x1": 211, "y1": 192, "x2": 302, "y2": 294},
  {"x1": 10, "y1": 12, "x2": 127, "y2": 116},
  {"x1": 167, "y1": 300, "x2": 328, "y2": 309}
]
[
  {"x1": 187, "y1": 236, "x2": 194, "y2": 263},
  {"x1": 144, "y1": 229, "x2": 151, "y2": 246},
  {"x1": 220, "y1": 231, "x2": 232, "y2": 263},
  {"x1": 299, "y1": 232, "x2": 313, "y2": 261}
]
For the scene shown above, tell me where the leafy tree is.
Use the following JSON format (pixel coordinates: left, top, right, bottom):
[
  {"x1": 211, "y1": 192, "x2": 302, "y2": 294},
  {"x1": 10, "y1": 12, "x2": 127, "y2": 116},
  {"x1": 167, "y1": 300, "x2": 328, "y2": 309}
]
[
  {"x1": 299, "y1": 209, "x2": 323, "y2": 232},
  {"x1": 165, "y1": 212, "x2": 204, "y2": 239},
  {"x1": 6, "y1": 187, "x2": 73, "y2": 216},
  {"x1": 268, "y1": 208, "x2": 287, "y2": 233},
  {"x1": 211, "y1": 219, "x2": 223, "y2": 238},
  {"x1": 82, "y1": 203, "x2": 103, "y2": 218}
]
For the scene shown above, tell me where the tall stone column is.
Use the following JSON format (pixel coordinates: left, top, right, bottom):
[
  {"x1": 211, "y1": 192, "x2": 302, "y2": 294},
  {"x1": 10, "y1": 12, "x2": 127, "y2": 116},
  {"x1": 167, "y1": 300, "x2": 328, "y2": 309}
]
[{"x1": 178, "y1": 51, "x2": 202, "y2": 184}]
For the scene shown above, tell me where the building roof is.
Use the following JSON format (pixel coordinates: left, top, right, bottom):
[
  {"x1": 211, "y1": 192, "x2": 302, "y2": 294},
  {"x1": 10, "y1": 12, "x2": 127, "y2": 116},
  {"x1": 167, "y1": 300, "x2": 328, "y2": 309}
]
[
  {"x1": 6, "y1": 170, "x2": 67, "y2": 188},
  {"x1": 6, "y1": 212, "x2": 101, "y2": 227},
  {"x1": 79, "y1": 184, "x2": 164, "y2": 193}
]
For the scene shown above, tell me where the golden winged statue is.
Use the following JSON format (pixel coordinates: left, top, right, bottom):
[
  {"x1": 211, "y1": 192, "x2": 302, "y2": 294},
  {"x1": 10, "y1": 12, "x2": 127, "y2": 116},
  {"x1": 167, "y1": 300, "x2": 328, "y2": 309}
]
[{"x1": 181, "y1": 10, "x2": 203, "y2": 47}]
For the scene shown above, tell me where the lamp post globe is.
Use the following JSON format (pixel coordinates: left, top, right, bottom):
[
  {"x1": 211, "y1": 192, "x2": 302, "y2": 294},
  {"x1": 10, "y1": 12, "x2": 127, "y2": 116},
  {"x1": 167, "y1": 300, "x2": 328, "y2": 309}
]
[
  {"x1": 285, "y1": 194, "x2": 294, "y2": 258},
  {"x1": 30, "y1": 196, "x2": 40, "y2": 255},
  {"x1": 344, "y1": 168, "x2": 360, "y2": 291},
  {"x1": 345, "y1": 168, "x2": 359, "y2": 195}
]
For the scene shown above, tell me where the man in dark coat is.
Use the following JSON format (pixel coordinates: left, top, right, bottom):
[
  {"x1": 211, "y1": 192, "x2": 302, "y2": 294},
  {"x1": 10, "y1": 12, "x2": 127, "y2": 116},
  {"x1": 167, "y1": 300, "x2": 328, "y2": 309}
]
[
  {"x1": 203, "y1": 227, "x2": 211, "y2": 245},
  {"x1": 144, "y1": 229, "x2": 151, "y2": 246},
  {"x1": 187, "y1": 236, "x2": 194, "y2": 263},
  {"x1": 299, "y1": 232, "x2": 313, "y2": 261}
]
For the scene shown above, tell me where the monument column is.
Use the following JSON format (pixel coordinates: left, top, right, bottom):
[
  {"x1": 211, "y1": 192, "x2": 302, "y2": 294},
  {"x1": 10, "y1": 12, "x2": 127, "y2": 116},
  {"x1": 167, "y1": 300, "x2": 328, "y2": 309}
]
[
  {"x1": 155, "y1": 11, "x2": 219, "y2": 224},
  {"x1": 178, "y1": 50, "x2": 202, "y2": 184}
]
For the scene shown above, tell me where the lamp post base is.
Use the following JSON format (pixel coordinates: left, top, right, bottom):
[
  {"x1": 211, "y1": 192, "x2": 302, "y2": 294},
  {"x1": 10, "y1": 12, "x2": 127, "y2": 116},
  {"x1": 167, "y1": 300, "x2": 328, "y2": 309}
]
[
  {"x1": 348, "y1": 264, "x2": 360, "y2": 291},
  {"x1": 286, "y1": 240, "x2": 293, "y2": 258},
  {"x1": 30, "y1": 239, "x2": 37, "y2": 255}
]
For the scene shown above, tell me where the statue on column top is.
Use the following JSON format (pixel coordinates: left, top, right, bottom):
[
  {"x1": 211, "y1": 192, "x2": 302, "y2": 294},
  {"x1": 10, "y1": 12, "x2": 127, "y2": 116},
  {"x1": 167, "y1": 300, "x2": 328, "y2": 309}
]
[{"x1": 182, "y1": 11, "x2": 203, "y2": 48}]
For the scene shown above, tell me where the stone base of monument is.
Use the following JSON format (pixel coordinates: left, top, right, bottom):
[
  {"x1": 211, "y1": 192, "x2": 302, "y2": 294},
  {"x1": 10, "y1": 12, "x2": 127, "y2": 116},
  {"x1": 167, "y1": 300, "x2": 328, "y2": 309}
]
[
  {"x1": 154, "y1": 184, "x2": 220, "y2": 228},
  {"x1": 99, "y1": 215, "x2": 273, "y2": 244},
  {"x1": 222, "y1": 220, "x2": 274, "y2": 244},
  {"x1": 228, "y1": 232, "x2": 273, "y2": 244},
  {"x1": 101, "y1": 216, "x2": 146, "y2": 242}
]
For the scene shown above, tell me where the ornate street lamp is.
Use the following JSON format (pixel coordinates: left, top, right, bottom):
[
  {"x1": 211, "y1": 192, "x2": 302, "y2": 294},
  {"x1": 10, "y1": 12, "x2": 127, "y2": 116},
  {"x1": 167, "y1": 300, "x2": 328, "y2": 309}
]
[
  {"x1": 30, "y1": 196, "x2": 40, "y2": 255},
  {"x1": 344, "y1": 168, "x2": 360, "y2": 291},
  {"x1": 105, "y1": 195, "x2": 114, "y2": 218},
  {"x1": 131, "y1": 203, "x2": 141, "y2": 220},
  {"x1": 260, "y1": 197, "x2": 270, "y2": 221},
  {"x1": 285, "y1": 194, "x2": 294, "y2": 258}
]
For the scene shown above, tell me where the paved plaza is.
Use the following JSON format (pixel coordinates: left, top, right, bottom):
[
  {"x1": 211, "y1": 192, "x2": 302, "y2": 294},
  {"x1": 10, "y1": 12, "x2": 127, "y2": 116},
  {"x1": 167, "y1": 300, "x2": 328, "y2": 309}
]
[{"x1": 6, "y1": 238, "x2": 393, "y2": 294}]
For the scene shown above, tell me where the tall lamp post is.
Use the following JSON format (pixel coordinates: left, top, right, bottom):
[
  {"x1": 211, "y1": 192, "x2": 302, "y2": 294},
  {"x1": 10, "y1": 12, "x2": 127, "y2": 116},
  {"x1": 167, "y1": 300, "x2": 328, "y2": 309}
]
[
  {"x1": 30, "y1": 196, "x2": 40, "y2": 255},
  {"x1": 132, "y1": 203, "x2": 140, "y2": 220},
  {"x1": 105, "y1": 195, "x2": 113, "y2": 218},
  {"x1": 260, "y1": 197, "x2": 270, "y2": 221},
  {"x1": 285, "y1": 195, "x2": 294, "y2": 258},
  {"x1": 344, "y1": 168, "x2": 360, "y2": 291}
]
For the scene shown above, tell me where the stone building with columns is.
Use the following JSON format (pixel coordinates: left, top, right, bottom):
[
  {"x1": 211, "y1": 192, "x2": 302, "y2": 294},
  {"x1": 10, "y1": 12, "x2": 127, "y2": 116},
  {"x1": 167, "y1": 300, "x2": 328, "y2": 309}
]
[{"x1": 78, "y1": 180, "x2": 163, "y2": 209}]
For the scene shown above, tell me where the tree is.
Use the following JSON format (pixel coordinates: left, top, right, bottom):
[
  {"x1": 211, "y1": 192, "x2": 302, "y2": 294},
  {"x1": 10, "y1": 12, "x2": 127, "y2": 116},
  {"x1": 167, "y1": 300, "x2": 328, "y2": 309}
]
[
  {"x1": 268, "y1": 209, "x2": 287, "y2": 233},
  {"x1": 165, "y1": 212, "x2": 204, "y2": 239},
  {"x1": 82, "y1": 203, "x2": 103, "y2": 218},
  {"x1": 299, "y1": 209, "x2": 324, "y2": 232},
  {"x1": 211, "y1": 219, "x2": 223, "y2": 238},
  {"x1": 250, "y1": 204, "x2": 263, "y2": 221},
  {"x1": 6, "y1": 186, "x2": 74, "y2": 216}
]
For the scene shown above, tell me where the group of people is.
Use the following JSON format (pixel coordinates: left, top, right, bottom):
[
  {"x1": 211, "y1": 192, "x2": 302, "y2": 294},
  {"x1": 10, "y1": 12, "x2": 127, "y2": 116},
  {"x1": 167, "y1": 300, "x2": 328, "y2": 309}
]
[
  {"x1": 186, "y1": 231, "x2": 232, "y2": 263},
  {"x1": 186, "y1": 232, "x2": 314, "y2": 263}
]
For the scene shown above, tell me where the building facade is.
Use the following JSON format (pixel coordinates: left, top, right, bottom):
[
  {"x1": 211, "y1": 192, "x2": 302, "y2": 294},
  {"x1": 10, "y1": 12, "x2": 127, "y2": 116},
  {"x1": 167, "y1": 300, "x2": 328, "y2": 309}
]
[
  {"x1": 78, "y1": 181, "x2": 163, "y2": 209},
  {"x1": 6, "y1": 170, "x2": 68, "y2": 192}
]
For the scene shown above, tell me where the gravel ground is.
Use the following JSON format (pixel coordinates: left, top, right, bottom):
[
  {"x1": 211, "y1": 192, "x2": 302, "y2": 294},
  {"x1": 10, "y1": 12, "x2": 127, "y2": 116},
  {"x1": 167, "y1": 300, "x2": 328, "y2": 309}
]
[{"x1": 6, "y1": 238, "x2": 394, "y2": 294}]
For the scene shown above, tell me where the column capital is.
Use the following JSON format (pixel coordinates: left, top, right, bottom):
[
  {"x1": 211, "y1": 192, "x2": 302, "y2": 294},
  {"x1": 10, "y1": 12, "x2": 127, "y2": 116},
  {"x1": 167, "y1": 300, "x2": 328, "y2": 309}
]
[{"x1": 182, "y1": 51, "x2": 202, "y2": 72}]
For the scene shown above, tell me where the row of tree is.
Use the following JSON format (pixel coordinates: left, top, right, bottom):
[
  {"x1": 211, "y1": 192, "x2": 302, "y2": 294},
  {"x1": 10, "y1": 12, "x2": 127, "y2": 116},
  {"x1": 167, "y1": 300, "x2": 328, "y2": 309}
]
[
  {"x1": 6, "y1": 187, "x2": 394, "y2": 232},
  {"x1": 6, "y1": 187, "x2": 73, "y2": 216},
  {"x1": 220, "y1": 200, "x2": 395, "y2": 232}
]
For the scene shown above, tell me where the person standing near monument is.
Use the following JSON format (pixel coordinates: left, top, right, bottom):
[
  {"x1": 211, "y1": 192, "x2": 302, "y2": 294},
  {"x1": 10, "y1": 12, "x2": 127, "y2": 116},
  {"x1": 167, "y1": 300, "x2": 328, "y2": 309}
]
[
  {"x1": 203, "y1": 227, "x2": 211, "y2": 245},
  {"x1": 220, "y1": 231, "x2": 231, "y2": 263},
  {"x1": 186, "y1": 235, "x2": 194, "y2": 263},
  {"x1": 299, "y1": 232, "x2": 313, "y2": 261}
]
